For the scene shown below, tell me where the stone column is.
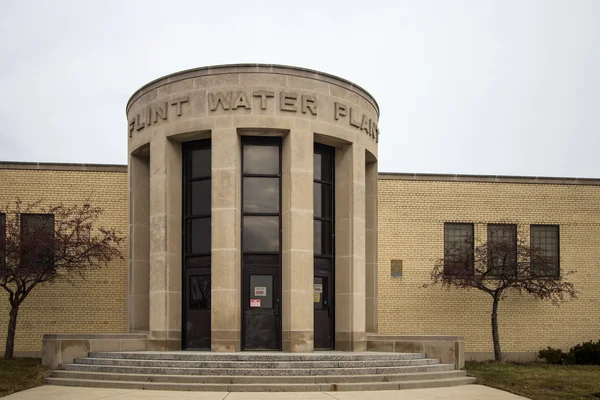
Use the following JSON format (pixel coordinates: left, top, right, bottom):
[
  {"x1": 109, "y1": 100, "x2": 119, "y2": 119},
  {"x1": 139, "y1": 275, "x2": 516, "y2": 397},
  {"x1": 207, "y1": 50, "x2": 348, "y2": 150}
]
[
  {"x1": 211, "y1": 128, "x2": 242, "y2": 352},
  {"x1": 365, "y1": 161, "x2": 378, "y2": 333},
  {"x1": 282, "y1": 129, "x2": 314, "y2": 352},
  {"x1": 148, "y1": 137, "x2": 182, "y2": 350},
  {"x1": 335, "y1": 143, "x2": 366, "y2": 351},
  {"x1": 128, "y1": 152, "x2": 150, "y2": 332}
]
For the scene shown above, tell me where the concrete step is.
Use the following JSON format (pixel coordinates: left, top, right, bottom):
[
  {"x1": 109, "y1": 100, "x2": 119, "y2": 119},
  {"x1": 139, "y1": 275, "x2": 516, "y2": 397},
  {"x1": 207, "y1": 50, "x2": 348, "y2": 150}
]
[
  {"x1": 46, "y1": 376, "x2": 477, "y2": 391},
  {"x1": 61, "y1": 362, "x2": 451, "y2": 376},
  {"x1": 87, "y1": 351, "x2": 427, "y2": 361},
  {"x1": 73, "y1": 357, "x2": 440, "y2": 369},
  {"x1": 51, "y1": 369, "x2": 468, "y2": 384},
  {"x1": 47, "y1": 351, "x2": 475, "y2": 392}
]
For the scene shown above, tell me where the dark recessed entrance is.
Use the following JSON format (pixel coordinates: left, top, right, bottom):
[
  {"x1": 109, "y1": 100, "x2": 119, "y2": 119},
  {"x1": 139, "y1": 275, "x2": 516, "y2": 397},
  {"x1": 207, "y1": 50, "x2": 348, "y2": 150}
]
[
  {"x1": 241, "y1": 138, "x2": 282, "y2": 350},
  {"x1": 182, "y1": 139, "x2": 212, "y2": 350},
  {"x1": 314, "y1": 144, "x2": 334, "y2": 350}
]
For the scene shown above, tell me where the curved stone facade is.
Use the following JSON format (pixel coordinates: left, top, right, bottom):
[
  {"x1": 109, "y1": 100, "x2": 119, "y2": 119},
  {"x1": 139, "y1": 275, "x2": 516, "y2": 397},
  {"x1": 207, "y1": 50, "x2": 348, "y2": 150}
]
[{"x1": 127, "y1": 65, "x2": 379, "y2": 352}]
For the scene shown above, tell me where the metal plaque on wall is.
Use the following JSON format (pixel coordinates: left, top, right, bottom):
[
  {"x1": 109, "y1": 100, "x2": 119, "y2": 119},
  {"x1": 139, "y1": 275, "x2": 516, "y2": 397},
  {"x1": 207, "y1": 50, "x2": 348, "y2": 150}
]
[{"x1": 391, "y1": 260, "x2": 403, "y2": 277}]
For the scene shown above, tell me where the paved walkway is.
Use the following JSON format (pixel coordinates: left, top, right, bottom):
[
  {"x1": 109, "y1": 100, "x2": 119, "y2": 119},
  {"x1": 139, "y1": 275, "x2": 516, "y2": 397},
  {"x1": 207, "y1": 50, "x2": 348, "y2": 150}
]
[{"x1": 4, "y1": 385, "x2": 529, "y2": 399}]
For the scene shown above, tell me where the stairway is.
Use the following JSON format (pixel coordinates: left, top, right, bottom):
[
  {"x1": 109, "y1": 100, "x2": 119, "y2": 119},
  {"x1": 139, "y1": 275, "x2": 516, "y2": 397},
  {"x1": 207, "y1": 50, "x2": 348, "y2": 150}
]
[{"x1": 46, "y1": 351, "x2": 475, "y2": 391}]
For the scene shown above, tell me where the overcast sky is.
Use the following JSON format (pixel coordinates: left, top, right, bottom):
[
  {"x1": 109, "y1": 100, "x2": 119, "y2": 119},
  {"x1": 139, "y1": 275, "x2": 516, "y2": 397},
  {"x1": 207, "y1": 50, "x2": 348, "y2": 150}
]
[{"x1": 1, "y1": 1, "x2": 598, "y2": 178}]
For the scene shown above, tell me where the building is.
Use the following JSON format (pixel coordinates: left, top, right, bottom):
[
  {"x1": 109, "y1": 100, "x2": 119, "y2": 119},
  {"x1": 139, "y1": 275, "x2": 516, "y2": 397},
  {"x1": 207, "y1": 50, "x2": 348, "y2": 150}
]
[{"x1": 0, "y1": 65, "x2": 598, "y2": 362}]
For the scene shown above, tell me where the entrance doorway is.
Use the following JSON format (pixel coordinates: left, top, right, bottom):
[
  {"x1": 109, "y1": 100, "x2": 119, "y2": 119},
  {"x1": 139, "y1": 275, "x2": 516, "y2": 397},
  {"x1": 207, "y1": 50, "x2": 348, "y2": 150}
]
[
  {"x1": 242, "y1": 259, "x2": 281, "y2": 350},
  {"x1": 241, "y1": 138, "x2": 282, "y2": 350},
  {"x1": 314, "y1": 268, "x2": 333, "y2": 349}
]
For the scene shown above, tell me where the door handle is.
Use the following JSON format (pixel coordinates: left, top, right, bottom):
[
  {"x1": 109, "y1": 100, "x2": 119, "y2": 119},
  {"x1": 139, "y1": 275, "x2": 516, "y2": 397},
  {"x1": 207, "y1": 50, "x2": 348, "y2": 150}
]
[
  {"x1": 328, "y1": 304, "x2": 332, "y2": 318},
  {"x1": 274, "y1": 304, "x2": 280, "y2": 316}
]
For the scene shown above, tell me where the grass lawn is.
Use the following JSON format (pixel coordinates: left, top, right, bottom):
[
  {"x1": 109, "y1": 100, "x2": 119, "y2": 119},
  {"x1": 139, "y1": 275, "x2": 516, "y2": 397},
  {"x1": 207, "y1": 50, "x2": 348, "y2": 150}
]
[
  {"x1": 465, "y1": 361, "x2": 600, "y2": 400},
  {"x1": 0, "y1": 358, "x2": 50, "y2": 397}
]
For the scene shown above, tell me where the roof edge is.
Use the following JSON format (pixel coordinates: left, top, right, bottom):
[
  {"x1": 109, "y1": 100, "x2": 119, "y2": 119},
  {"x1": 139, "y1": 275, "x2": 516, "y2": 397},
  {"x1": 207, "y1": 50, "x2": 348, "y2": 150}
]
[
  {"x1": 0, "y1": 161, "x2": 127, "y2": 173},
  {"x1": 3, "y1": 164, "x2": 597, "y2": 185},
  {"x1": 378, "y1": 172, "x2": 600, "y2": 186},
  {"x1": 126, "y1": 63, "x2": 380, "y2": 115}
]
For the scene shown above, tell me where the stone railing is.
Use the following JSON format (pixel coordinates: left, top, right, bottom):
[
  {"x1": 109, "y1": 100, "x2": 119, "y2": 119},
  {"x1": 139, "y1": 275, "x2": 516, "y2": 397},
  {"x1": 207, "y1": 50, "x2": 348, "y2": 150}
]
[
  {"x1": 42, "y1": 333, "x2": 149, "y2": 369},
  {"x1": 367, "y1": 334, "x2": 465, "y2": 369}
]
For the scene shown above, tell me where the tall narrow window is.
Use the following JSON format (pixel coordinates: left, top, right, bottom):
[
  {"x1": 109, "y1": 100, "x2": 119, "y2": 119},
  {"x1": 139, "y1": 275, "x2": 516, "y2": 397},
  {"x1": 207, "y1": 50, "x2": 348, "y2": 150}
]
[
  {"x1": 531, "y1": 225, "x2": 559, "y2": 278},
  {"x1": 0, "y1": 213, "x2": 5, "y2": 268},
  {"x1": 487, "y1": 224, "x2": 517, "y2": 277},
  {"x1": 183, "y1": 139, "x2": 211, "y2": 349},
  {"x1": 20, "y1": 214, "x2": 54, "y2": 268},
  {"x1": 444, "y1": 223, "x2": 474, "y2": 275},
  {"x1": 242, "y1": 137, "x2": 282, "y2": 351},
  {"x1": 313, "y1": 144, "x2": 334, "y2": 350}
]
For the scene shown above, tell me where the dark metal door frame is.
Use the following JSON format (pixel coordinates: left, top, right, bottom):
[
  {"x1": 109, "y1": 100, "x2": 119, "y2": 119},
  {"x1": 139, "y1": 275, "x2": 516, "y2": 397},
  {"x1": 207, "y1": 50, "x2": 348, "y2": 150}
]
[
  {"x1": 241, "y1": 265, "x2": 282, "y2": 350},
  {"x1": 240, "y1": 137, "x2": 283, "y2": 351},
  {"x1": 313, "y1": 143, "x2": 335, "y2": 350},
  {"x1": 181, "y1": 139, "x2": 212, "y2": 350}
]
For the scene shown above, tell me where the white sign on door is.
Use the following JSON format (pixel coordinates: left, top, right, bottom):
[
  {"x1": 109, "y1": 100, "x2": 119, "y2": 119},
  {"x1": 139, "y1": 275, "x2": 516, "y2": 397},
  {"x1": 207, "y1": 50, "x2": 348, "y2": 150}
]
[
  {"x1": 254, "y1": 286, "x2": 267, "y2": 297},
  {"x1": 250, "y1": 299, "x2": 261, "y2": 307}
]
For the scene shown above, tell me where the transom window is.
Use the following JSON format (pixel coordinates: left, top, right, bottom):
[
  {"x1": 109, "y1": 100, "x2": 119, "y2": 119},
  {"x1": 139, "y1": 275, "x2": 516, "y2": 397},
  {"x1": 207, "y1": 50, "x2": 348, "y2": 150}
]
[
  {"x1": 314, "y1": 145, "x2": 334, "y2": 257},
  {"x1": 184, "y1": 141, "x2": 211, "y2": 269},
  {"x1": 242, "y1": 139, "x2": 281, "y2": 254}
]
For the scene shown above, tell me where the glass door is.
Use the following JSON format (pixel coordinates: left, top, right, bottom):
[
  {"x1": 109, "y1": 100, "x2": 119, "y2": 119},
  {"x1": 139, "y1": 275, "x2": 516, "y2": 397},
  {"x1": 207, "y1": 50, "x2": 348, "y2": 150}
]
[{"x1": 242, "y1": 261, "x2": 281, "y2": 350}]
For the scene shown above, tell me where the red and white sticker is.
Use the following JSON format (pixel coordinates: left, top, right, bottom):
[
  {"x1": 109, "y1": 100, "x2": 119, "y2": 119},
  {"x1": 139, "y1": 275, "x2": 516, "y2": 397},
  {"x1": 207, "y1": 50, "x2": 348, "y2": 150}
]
[
  {"x1": 254, "y1": 286, "x2": 267, "y2": 296},
  {"x1": 250, "y1": 299, "x2": 261, "y2": 308}
]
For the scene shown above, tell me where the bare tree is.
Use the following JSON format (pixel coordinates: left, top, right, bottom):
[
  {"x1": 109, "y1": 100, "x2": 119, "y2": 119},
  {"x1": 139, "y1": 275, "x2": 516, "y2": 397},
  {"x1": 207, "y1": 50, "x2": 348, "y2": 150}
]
[
  {"x1": 426, "y1": 227, "x2": 577, "y2": 361},
  {"x1": 0, "y1": 200, "x2": 124, "y2": 359}
]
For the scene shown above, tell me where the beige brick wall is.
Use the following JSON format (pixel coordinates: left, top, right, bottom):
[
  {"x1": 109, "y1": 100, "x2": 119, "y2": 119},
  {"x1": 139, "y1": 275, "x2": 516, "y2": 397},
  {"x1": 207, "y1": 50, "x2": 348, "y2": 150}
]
[
  {"x1": 378, "y1": 177, "x2": 600, "y2": 354},
  {"x1": 3, "y1": 165, "x2": 598, "y2": 356},
  {"x1": 0, "y1": 166, "x2": 128, "y2": 355}
]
